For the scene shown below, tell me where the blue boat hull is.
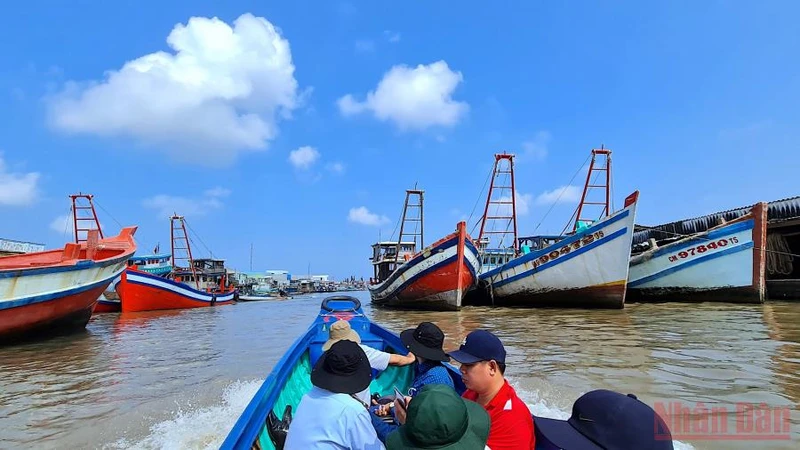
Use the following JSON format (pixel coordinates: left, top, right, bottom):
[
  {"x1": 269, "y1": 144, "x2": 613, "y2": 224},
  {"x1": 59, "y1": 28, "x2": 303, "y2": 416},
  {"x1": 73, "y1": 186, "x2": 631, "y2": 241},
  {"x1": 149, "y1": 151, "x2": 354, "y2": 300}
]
[{"x1": 222, "y1": 295, "x2": 561, "y2": 449}]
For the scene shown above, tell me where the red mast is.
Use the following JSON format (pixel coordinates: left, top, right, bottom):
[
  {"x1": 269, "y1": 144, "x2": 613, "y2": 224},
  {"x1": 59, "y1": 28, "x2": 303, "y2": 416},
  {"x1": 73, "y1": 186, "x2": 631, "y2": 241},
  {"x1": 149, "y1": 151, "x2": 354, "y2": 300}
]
[
  {"x1": 170, "y1": 214, "x2": 199, "y2": 290},
  {"x1": 69, "y1": 193, "x2": 104, "y2": 244},
  {"x1": 477, "y1": 153, "x2": 519, "y2": 254},
  {"x1": 573, "y1": 146, "x2": 612, "y2": 233}
]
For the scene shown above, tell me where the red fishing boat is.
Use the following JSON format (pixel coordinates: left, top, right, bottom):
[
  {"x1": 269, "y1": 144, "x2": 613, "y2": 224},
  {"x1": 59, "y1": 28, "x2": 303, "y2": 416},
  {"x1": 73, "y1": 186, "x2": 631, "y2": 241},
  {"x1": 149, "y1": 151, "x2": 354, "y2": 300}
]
[
  {"x1": 116, "y1": 214, "x2": 236, "y2": 312},
  {"x1": 368, "y1": 188, "x2": 480, "y2": 310},
  {"x1": 0, "y1": 227, "x2": 138, "y2": 341}
]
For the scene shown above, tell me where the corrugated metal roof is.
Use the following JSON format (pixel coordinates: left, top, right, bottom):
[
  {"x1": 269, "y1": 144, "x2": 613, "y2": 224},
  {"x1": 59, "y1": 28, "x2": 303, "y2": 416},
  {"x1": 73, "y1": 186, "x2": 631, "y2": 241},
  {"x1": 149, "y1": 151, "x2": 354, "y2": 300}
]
[{"x1": 633, "y1": 195, "x2": 800, "y2": 245}]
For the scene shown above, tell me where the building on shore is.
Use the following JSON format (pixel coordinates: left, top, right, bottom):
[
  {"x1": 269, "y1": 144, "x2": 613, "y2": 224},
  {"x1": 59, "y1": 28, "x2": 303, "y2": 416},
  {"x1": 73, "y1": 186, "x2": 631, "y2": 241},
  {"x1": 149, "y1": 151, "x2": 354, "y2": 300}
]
[{"x1": 0, "y1": 238, "x2": 45, "y2": 257}]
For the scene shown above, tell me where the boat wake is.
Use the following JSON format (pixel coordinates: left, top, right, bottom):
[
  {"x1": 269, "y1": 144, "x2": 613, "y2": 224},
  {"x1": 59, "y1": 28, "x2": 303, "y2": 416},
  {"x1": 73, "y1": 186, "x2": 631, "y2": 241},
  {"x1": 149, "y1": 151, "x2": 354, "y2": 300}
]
[
  {"x1": 112, "y1": 377, "x2": 695, "y2": 450},
  {"x1": 109, "y1": 379, "x2": 262, "y2": 450},
  {"x1": 510, "y1": 378, "x2": 696, "y2": 450}
]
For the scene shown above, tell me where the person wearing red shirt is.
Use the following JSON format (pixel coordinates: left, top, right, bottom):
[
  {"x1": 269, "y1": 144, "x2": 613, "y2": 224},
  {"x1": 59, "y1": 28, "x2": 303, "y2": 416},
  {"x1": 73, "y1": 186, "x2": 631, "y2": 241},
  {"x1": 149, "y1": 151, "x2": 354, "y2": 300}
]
[{"x1": 448, "y1": 329, "x2": 535, "y2": 450}]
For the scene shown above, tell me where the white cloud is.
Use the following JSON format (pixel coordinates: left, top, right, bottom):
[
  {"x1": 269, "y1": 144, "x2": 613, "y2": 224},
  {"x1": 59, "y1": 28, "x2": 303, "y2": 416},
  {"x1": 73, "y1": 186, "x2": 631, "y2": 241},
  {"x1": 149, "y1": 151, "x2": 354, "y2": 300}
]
[
  {"x1": 46, "y1": 13, "x2": 301, "y2": 166},
  {"x1": 289, "y1": 146, "x2": 320, "y2": 170},
  {"x1": 535, "y1": 185, "x2": 582, "y2": 205},
  {"x1": 348, "y1": 206, "x2": 389, "y2": 226},
  {"x1": 204, "y1": 186, "x2": 232, "y2": 198},
  {"x1": 0, "y1": 156, "x2": 40, "y2": 206},
  {"x1": 493, "y1": 191, "x2": 533, "y2": 217},
  {"x1": 384, "y1": 30, "x2": 401, "y2": 43},
  {"x1": 142, "y1": 187, "x2": 232, "y2": 218},
  {"x1": 521, "y1": 131, "x2": 551, "y2": 161},
  {"x1": 326, "y1": 162, "x2": 345, "y2": 174},
  {"x1": 355, "y1": 39, "x2": 376, "y2": 52},
  {"x1": 337, "y1": 60, "x2": 468, "y2": 131},
  {"x1": 49, "y1": 213, "x2": 104, "y2": 238},
  {"x1": 49, "y1": 214, "x2": 73, "y2": 235}
]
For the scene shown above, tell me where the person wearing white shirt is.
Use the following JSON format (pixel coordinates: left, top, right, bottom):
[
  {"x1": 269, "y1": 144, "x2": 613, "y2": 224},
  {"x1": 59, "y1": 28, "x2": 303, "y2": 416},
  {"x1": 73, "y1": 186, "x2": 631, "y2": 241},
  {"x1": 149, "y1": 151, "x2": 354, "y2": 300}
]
[
  {"x1": 322, "y1": 319, "x2": 416, "y2": 405},
  {"x1": 285, "y1": 340, "x2": 385, "y2": 449}
]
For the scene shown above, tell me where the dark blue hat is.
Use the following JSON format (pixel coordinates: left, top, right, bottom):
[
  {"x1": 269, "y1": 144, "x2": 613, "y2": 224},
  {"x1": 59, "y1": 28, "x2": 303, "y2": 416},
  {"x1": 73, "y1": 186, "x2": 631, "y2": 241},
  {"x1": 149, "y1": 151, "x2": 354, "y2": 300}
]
[
  {"x1": 535, "y1": 389, "x2": 674, "y2": 450},
  {"x1": 447, "y1": 330, "x2": 506, "y2": 364}
]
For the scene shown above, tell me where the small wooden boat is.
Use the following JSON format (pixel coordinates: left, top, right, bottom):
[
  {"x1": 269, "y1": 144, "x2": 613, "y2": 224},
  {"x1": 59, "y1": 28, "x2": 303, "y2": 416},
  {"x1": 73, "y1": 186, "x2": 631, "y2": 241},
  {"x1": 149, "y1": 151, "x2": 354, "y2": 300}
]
[
  {"x1": 368, "y1": 189, "x2": 480, "y2": 311},
  {"x1": 0, "y1": 227, "x2": 138, "y2": 341},
  {"x1": 221, "y1": 295, "x2": 465, "y2": 449},
  {"x1": 237, "y1": 294, "x2": 283, "y2": 302},
  {"x1": 628, "y1": 202, "x2": 768, "y2": 303},
  {"x1": 95, "y1": 292, "x2": 122, "y2": 313}
]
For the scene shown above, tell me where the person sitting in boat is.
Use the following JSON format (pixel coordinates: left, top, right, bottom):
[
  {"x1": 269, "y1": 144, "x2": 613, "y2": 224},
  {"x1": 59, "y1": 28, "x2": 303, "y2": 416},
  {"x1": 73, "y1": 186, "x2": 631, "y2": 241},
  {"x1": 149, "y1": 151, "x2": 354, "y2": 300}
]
[
  {"x1": 448, "y1": 329, "x2": 535, "y2": 450},
  {"x1": 284, "y1": 339, "x2": 385, "y2": 449},
  {"x1": 323, "y1": 319, "x2": 417, "y2": 405},
  {"x1": 534, "y1": 389, "x2": 674, "y2": 450},
  {"x1": 384, "y1": 384, "x2": 490, "y2": 450},
  {"x1": 371, "y1": 322, "x2": 455, "y2": 442}
]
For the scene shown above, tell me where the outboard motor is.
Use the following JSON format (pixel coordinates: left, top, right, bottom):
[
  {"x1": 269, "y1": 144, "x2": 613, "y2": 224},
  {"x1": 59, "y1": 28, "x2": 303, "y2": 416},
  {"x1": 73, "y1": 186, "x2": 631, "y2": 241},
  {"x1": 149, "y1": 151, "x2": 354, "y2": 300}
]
[{"x1": 267, "y1": 405, "x2": 292, "y2": 450}]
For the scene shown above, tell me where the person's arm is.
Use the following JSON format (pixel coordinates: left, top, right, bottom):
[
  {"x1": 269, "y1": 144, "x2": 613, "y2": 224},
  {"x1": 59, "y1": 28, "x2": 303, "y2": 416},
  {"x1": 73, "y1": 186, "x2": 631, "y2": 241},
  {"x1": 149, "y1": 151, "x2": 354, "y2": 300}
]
[
  {"x1": 388, "y1": 351, "x2": 416, "y2": 366},
  {"x1": 369, "y1": 409, "x2": 398, "y2": 444}
]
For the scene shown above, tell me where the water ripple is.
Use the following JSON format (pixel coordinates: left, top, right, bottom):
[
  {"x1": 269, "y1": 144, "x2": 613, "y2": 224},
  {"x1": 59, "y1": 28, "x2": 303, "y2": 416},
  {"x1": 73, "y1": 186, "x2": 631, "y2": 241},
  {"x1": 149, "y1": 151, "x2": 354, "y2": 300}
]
[{"x1": 0, "y1": 294, "x2": 798, "y2": 449}]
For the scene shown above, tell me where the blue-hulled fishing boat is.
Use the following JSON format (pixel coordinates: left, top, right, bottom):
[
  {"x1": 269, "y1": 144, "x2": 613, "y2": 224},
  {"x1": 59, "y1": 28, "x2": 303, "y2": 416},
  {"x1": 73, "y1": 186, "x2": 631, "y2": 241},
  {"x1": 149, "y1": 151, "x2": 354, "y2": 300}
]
[{"x1": 221, "y1": 295, "x2": 465, "y2": 449}]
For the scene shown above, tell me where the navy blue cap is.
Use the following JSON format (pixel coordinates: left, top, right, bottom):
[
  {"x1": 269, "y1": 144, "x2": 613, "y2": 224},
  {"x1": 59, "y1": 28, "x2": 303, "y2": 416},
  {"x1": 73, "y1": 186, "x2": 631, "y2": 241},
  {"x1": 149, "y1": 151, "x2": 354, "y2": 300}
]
[
  {"x1": 447, "y1": 330, "x2": 506, "y2": 364},
  {"x1": 535, "y1": 389, "x2": 674, "y2": 450}
]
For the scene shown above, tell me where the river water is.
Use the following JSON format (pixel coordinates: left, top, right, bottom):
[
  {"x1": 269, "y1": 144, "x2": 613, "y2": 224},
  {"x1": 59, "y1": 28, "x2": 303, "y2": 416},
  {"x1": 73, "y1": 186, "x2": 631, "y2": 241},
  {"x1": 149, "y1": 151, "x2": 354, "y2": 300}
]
[{"x1": 1, "y1": 291, "x2": 798, "y2": 449}]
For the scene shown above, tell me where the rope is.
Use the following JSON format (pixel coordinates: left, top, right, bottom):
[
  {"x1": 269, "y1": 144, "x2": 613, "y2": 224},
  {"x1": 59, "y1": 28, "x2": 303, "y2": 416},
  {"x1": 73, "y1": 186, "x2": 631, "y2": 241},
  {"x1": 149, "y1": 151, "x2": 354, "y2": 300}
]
[
  {"x1": 559, "y1": 166, "x2": 601, "y2": 235},
  {"x1": 532, "y1": 152, "x2": 592, "y2": 235},
  {"x1": 637, "y1": 226, "x2": 800, "y2": 260},
  {"x1": 94, "y1": 199, "x2": 156, "y2": 252},
  {"x1": 468, "y1": 165, "x2": 494, "y2": 236},
  {"x1": 387, "y1": 202, "x2": 403, "y2": 242},
  {"x1": 94, "y1": 199, "x2": 124, "y2": 230},
  {"x1": 62, "y1": 205, "x2": 73, "y2": 240},
  {"x1": 185, "y1": 220, "x2": 214, "y2": 258},
  {"x1": 766, "y1": 233, "x2": 794, "y2": 275}
]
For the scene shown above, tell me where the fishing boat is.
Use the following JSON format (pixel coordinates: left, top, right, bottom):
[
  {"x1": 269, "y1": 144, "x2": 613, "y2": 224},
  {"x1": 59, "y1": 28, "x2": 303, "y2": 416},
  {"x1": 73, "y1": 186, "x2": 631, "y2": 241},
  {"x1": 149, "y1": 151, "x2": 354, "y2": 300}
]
[
  {"x1": 368, "y1": 189, "x2": 480, "y2": 311},
  {"x1": 220, "y1": 295, "x2": 465, "y2": 450},
  {"x1": 116, "y1": 214, "x2": 236, "y2": 312},
  {"x1": 0, "y1": 227, "x2": 138, "y2": 341},
  {"x1": 61, "y1": 192, "x2": 174, "y2": 313},
  {"x1": 96, "y1": 253, "x2": 173, "y2": 313},
  {"x1": 627, "y1": 202, "x2": 768, "y2": 303},
  {"x1": 467, "y1": 149, "x2": 640, "y2": 308}
]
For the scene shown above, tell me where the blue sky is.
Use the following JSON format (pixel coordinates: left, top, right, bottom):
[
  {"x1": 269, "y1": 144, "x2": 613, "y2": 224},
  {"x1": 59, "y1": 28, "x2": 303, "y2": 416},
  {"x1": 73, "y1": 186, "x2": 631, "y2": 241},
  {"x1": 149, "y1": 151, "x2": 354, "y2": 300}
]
[{"x1": 1, "y1": 1, "x2": 798, "y2": 279}]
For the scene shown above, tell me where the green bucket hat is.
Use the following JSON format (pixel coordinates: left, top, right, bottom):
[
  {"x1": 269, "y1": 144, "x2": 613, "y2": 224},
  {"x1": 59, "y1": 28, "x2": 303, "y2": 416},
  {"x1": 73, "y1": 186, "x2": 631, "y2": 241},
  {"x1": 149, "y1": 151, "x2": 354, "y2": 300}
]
[{"x1": 386, "y1": 384, "x2": 490, "y2": 449}]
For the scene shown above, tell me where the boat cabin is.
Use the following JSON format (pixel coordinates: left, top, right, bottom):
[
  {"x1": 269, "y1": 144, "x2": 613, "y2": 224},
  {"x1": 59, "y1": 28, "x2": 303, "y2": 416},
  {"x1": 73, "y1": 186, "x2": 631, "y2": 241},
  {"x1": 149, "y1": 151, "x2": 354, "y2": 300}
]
[
  {"x1": 370, "y1": 241, "x2": 416, "y2": 283},
  {"x1": 518, "y1": 235, "x2": 567, "y2": 253},
  {"x1": 475, "y1": 237, "x2": 516, "y2": 274},
  {"x1": 173, "y1": 258, "x2": 229, "y2": 292},
  {"x1": 127, "y1": 253, "x2": 172, "y2": 275}
]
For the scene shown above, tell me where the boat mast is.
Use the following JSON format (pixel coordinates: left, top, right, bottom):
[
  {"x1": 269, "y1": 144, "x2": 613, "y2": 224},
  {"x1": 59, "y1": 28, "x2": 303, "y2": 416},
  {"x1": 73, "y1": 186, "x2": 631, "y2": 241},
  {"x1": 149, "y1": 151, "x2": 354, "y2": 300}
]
[
  {"x1": 395, "y1": 188, "x2": 425, "y2": 259},
  {"x1": 573, "y1": 146, "x2": 612, "y2": 233},
  {"x1": 477, "y1": 153, "x2": 519, "y2": 255},
  {"x1": 69, "y1": 193, "x2": 104, "y2": 244},
  {"x1": 170, "y1": 214, "x2": 199, "y2": 290}
]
